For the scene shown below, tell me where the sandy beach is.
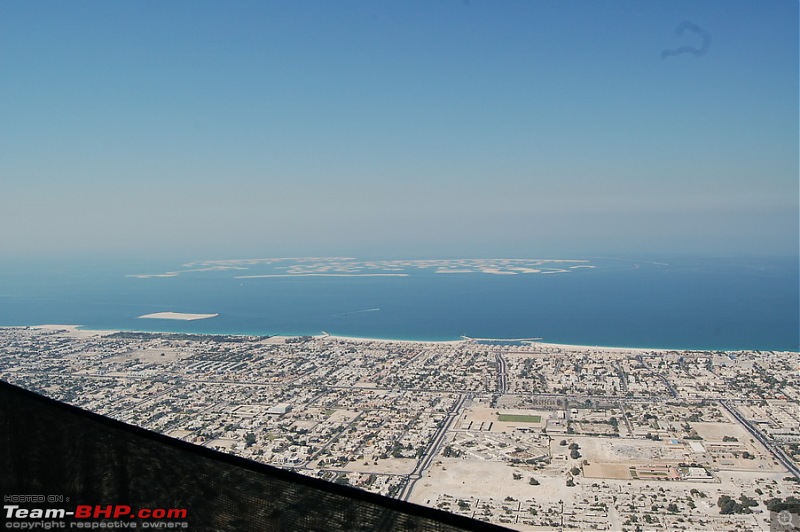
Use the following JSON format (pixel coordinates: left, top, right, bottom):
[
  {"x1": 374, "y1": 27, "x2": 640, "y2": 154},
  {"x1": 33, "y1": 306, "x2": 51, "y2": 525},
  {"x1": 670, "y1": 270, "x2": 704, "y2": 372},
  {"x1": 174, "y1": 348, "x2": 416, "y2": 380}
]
[
  {"x1": 32, "y1": 324, "x2": 118, "y2": 337},
  {"x1": 528, "y1": 341, "x2": 667, "y2": 355},
  {"x1": 24, "y1": 324, "x2": 783, "y2": 355},
  {"x1": 318, "y1": 333, "x2": 464, "y2": 346}
]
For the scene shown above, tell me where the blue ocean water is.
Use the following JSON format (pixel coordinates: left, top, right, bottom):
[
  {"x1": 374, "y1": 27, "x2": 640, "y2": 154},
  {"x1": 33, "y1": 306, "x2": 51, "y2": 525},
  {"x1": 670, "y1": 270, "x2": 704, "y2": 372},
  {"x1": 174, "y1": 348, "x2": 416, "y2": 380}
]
[{"x1": 0, "y1": 255, "x2": 797, "y2": 351}]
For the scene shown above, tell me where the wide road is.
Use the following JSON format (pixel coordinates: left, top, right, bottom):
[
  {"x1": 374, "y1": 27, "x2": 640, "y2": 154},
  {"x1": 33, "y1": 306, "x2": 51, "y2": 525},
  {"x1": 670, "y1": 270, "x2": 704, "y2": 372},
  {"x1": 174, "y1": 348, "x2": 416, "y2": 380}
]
[
  {"x1": 720, "y1": 400, "x2": 800, "y2": 479},
  {"x1": 398, "y1": 393, "x2": 468, "y2": 501},
  {"x1": 495, "y1": 353, "x2": 508, "y2": 394}
]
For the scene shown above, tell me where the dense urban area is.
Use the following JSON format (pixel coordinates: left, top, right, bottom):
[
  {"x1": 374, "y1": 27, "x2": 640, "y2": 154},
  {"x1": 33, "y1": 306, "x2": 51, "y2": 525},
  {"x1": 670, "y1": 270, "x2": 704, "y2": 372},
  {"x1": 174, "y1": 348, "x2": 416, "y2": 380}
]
[{"x1": 2, "y1": 326, "x2": 799, "y2": 531}]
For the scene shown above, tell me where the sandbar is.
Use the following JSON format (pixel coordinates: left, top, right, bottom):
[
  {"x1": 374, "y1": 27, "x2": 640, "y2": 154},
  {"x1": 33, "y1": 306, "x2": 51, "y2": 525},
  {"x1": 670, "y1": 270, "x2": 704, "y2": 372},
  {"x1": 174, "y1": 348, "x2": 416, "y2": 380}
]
[{"x1": 138, "y1": 312, "x2": 219, "y2": 321}]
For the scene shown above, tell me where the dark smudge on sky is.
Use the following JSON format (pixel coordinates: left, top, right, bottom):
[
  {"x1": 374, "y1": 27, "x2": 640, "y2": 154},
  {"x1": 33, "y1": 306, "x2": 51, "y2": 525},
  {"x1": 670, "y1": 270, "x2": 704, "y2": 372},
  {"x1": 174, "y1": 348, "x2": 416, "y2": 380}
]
[{"x1": 662, "y1": 21, "x2": 711, "y2": 59}]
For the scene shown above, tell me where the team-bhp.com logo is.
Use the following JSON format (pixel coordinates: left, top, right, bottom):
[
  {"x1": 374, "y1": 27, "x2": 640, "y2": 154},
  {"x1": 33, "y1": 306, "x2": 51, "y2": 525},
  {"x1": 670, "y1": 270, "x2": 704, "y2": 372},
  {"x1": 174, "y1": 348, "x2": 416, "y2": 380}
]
[{"x1": 4, "y1": 504, "x2": 189, "y2": 529}]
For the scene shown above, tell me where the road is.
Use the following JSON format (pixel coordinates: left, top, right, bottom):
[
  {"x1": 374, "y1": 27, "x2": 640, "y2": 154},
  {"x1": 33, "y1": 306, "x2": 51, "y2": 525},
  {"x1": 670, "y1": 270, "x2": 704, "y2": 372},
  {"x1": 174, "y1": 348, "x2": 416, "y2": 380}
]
[
  {"x1": 398, "y1": 393, "x2": 468, "y2": 501},
  {"x1": 720, "y1": 400, "x2": 800, "y2": 479},
  {"x1": 495, "y1": 352, "x2": 508, "y2": 394}
]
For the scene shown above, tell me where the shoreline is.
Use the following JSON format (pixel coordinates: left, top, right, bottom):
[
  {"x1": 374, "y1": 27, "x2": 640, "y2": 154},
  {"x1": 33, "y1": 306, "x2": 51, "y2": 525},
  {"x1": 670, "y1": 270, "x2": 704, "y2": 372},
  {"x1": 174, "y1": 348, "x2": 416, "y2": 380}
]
[
  {"x1": 317, "y1": 333, "x2": 464, "y2": 346},
  {"x1": 24, "y1": 324, "x2": 799, "y2": 353}
]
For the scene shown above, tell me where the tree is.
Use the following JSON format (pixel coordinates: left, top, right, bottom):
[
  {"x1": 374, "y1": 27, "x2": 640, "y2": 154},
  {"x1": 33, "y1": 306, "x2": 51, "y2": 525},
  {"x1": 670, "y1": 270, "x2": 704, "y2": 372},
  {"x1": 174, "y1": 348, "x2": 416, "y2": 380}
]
[
  {"x1": 766, "y1": 496, "x2": 800, "y2": 515},
  {"x1": 717, "y1": 495, "x2": 752, "y2": 514}
]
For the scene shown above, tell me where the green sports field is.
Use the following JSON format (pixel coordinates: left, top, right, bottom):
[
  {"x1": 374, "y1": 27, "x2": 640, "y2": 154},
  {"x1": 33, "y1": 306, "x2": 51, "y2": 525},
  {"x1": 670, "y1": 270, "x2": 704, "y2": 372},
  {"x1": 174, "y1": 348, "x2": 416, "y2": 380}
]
[{"x1": 497, "y1": 414, "x2": 541, "y2": 423}]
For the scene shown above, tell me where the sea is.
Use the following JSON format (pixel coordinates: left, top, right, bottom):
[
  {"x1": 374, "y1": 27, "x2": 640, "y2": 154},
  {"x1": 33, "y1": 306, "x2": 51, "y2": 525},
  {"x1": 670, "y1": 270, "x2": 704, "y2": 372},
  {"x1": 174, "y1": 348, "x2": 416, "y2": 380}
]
[{"x1": 0, "y1": 255, "x2": 797, "y2": 352}]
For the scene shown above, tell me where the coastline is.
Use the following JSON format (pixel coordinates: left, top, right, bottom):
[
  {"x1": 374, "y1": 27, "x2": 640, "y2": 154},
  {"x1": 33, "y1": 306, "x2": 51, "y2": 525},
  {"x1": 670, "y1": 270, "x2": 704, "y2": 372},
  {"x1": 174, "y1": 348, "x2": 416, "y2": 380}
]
[
  {"x1": 26, "y1": 324, "x2": 799, "y2": 353},
  {"x1": 317, "y1": 332, "x2": 464, "y2": 346}
]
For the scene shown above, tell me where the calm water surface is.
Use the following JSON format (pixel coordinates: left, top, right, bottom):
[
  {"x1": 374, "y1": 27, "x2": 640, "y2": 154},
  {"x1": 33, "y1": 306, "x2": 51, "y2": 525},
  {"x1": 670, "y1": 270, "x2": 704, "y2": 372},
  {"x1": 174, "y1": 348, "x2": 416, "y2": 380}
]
[{"x1": 0, "y1": 255, "x2": 797, "y2": 351}]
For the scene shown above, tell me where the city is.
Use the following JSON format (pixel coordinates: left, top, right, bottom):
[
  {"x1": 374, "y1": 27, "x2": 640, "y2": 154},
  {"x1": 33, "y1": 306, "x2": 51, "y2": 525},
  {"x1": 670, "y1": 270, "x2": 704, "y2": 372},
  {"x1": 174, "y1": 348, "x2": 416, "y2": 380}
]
[{"x1": 1, "y1": 325, "x2": 798, "y2": 530}]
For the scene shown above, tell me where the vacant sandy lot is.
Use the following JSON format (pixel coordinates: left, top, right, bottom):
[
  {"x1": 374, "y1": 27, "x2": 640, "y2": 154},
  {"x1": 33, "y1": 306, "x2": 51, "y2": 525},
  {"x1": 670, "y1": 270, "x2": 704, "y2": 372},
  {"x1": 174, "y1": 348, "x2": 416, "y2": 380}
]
[
  {"x1": 583, "y1": 462, "x2": 632, "y2": 480},
  {"x1": 576, "y1": 436, "x2": 685, "y2": 463},
  {"x1": 691, "y1": 422, "x2": 750, "y2": 441},
  {"x1": 328, "y1": 409, "x2": 359, "y2": 423},
  {"x1": 410, "y1": 457, "x2": 573, "y2": 506}
]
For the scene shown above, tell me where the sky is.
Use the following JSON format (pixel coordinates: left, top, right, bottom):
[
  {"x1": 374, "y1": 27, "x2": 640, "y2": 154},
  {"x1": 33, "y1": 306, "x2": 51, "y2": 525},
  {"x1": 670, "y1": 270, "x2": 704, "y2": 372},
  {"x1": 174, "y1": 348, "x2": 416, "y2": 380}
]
[{"x1": 1, "y1": 0, "x2": 797, "y2": 260}]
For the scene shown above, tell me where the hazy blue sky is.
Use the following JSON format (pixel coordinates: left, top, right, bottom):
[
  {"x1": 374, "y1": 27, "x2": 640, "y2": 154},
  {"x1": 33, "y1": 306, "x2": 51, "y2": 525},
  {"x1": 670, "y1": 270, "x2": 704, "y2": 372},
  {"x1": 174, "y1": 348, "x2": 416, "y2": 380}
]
[{"x1": 1, "y1": 1, "x2": 797, "y2": 259}]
